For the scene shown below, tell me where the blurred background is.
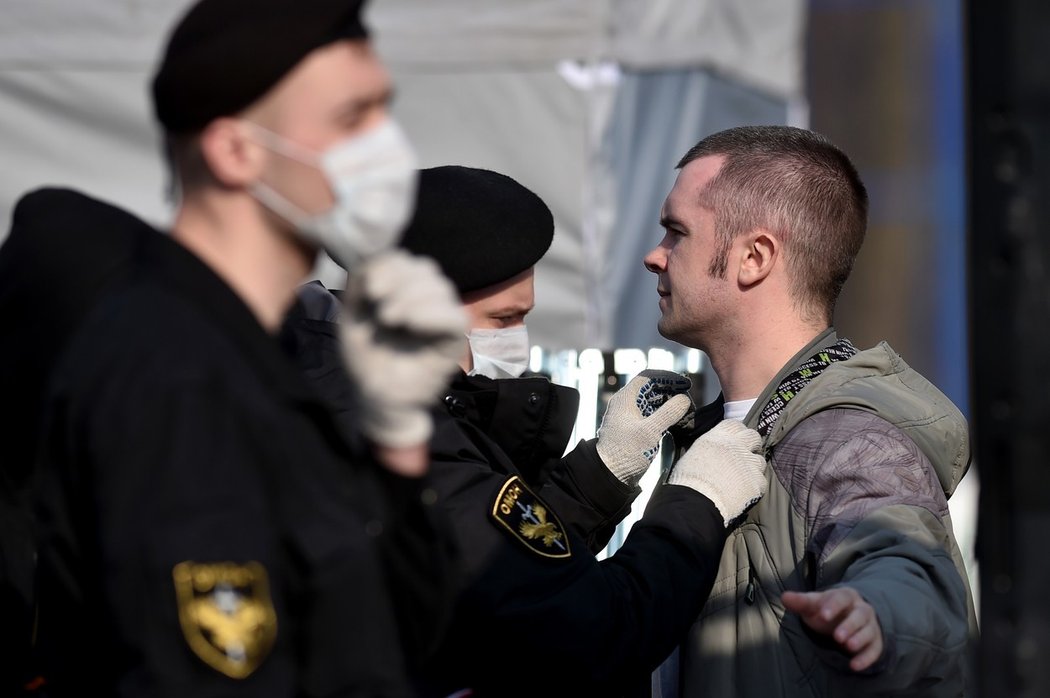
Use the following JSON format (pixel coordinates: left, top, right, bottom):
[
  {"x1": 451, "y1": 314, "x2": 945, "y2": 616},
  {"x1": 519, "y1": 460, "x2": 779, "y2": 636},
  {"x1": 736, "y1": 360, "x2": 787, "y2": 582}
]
[
  {"x1": 2, "y1": 1, "x2": 1047, "y2": 694},
  {"x1": 0, "y1": 0, "x2": 966, "y2": 388}
]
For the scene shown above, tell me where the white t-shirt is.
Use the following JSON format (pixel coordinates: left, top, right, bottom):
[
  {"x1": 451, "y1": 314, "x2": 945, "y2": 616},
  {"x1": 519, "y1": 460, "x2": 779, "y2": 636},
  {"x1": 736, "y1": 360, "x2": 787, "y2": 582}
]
[{"x1": 723, "y1": 398, "x2": 758, "y2": 422}]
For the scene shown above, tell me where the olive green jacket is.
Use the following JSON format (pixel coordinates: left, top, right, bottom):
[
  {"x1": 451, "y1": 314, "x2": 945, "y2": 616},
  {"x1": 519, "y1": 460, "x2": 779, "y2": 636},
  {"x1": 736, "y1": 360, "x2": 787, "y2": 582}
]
[{"x1": 659, "y1": 329, "x2": 977, "y2": 697}]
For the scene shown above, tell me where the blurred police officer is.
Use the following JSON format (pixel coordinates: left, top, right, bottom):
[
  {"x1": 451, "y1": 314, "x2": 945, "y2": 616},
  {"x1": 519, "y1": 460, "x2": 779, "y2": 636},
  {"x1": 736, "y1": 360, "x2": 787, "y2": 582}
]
[
  {"x1": 283, "y1": 165, "x2": 770, "y2": 697},
  {"x1": 31, "y1": 1, "x2": 466, "y2": 695}
]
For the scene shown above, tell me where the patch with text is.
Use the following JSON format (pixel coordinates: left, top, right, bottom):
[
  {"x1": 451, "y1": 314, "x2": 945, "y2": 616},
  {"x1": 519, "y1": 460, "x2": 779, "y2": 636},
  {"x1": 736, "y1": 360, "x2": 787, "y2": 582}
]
[
  {"x1": 173, "y1": 561, "x2": 277, "y2": 679},
  {"x1": 490, "y1": 476, "x2": 571, "y2": 559}
]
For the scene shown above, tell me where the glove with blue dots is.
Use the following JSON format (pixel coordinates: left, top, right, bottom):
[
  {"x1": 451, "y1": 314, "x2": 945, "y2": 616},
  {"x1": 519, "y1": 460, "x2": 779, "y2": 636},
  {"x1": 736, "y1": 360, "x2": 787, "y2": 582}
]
[{"x1": 596, "y1": 369, "x2": 695, "y2": 488}]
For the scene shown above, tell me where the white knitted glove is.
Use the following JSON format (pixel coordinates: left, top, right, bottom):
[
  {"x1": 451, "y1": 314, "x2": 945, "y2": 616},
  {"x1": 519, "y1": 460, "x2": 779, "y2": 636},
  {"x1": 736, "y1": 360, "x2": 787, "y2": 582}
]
[
  {"x1": 339, "y1": 249, "x2": 467, "y2": 448},
  {"x1": 595, "y1": 370, "x2": 694, "y2": 488},
  {"x1": 668, "y1": 419, "x2": 767, "y2": 527}
]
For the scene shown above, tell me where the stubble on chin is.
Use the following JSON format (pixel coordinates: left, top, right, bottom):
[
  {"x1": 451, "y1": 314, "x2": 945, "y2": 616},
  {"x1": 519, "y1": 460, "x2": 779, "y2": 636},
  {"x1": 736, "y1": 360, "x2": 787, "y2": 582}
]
[
  {"x1": 658, "y1": 313, "x2": 707, "y2": 352},
  {"x1": 656, "y1": 313, "x2": 678, "y2": 342}
]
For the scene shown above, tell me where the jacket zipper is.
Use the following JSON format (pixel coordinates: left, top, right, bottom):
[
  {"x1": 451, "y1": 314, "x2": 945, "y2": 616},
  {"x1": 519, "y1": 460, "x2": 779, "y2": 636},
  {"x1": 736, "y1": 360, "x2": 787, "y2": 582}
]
[{"x1": 744, "y1": 566, "x2": 756, "y2": 605}]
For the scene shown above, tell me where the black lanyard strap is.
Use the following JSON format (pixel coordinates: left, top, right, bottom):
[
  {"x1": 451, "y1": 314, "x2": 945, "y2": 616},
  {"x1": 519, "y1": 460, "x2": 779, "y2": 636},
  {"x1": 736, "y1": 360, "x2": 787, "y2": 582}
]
[{"x1": 755, "y1": 338, "x2": 858, "y2": 437}]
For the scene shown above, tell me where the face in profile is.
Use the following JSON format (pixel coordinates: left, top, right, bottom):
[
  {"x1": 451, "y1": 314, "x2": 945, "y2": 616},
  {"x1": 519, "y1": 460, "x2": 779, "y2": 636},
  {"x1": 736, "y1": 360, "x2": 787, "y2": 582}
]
[{"x1": 644, "y1": 155, "x2": 733, "y2": 350}]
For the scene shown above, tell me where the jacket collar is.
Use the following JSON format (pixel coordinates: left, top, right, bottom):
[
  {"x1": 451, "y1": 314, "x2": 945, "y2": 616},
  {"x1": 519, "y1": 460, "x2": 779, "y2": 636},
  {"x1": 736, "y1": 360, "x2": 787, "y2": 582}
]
[
  {"x1": 446, "y1": 371, "x2": 580, "y2": 482},
  {"x1": 742, "y1": 327, "x2": 839, "y2": 428},
  {"x1": 141, "y1": 230, "x2": 321, "y2": 406}
]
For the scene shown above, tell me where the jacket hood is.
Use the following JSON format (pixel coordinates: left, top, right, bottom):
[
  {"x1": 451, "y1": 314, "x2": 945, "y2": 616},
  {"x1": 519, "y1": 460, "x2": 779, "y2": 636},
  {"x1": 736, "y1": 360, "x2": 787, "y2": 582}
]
[
  {"x1": 0, "y1": 187, "x2": 154, "y2": 490},
  {"x1": 0, "y1": 186, "x2": 154, "y2": 336},
  {"x1": 764, "y1": 338, "x2": 971, "y2": 498}
]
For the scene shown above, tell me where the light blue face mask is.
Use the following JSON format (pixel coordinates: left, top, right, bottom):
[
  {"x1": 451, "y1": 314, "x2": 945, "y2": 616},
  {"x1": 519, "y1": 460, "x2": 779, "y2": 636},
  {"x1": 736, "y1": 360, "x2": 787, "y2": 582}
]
[
  {"x1": 467, "y1": 326, "x2": 531, "y2": 379},
  {"x1": 246, "y1": 119, "x2": 418, "y2": 269}
]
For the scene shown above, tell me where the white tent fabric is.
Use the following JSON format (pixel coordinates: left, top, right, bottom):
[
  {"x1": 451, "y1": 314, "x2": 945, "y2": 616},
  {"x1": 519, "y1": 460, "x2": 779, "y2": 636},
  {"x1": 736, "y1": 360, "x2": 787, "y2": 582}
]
[
  {"x1": 0, "y1": 0, "x2": 806, "y2": 351},
  {"x1": 369, "y1": 0, "x2": 803, "y2": 96}
]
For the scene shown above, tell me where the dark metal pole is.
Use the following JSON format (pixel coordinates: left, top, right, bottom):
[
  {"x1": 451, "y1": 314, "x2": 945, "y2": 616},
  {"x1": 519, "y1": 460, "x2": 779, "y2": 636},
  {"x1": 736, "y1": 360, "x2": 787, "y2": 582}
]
[{"x1": 968, "y1": 0, "x2": 1050, "y2": 695}]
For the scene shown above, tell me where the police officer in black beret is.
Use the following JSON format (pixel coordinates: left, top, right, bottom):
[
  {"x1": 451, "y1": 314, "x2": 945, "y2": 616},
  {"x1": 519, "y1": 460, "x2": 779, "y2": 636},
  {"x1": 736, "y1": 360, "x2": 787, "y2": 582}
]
[
  {"x1": 283, "y1": 165, "x2": 771, "y2": 697},
  {"x1": 28, "y1": 1, "x2": 467, "y2": 695}
]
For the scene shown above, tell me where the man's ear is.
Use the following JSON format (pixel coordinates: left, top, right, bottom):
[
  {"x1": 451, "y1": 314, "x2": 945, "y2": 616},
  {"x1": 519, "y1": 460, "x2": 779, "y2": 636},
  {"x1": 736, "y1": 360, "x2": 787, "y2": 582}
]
[
  {"x1": 198, "y1": 117, "x2": 265, "y2": 188},
  {"x1": 737, "y1": 229, "x2": 779, "y2": 288}
]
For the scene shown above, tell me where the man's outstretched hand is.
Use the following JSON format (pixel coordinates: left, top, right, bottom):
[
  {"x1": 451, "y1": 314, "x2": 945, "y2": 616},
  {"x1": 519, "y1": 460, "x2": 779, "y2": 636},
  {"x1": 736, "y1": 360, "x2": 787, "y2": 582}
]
[{"x1": 782, "y1": 587, "x2": 884, "y2": 672}]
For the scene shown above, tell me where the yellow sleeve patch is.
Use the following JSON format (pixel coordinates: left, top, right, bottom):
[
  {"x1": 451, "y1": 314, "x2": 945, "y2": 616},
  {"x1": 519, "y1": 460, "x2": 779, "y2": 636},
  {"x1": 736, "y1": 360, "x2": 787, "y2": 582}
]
[
  {"x1": 173, "y1": 561, "x2": 277, "y2": 679},
  {"x1": 490, "y1": 476, "x2": 571, "y2": 559}
]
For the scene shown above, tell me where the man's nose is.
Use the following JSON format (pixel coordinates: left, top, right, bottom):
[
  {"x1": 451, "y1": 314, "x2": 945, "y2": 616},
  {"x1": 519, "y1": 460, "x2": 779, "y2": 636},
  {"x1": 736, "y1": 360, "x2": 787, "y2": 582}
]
[{"x1": 643, "y1": 246, "x2": 665, "y2": 274}]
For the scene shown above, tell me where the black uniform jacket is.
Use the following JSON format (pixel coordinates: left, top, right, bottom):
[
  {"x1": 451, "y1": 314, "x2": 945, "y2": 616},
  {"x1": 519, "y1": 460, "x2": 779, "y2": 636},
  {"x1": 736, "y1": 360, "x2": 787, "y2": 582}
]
[
  {"x1": 283, "y1": 287, "x2": 731, "y2": 698},
  {"x1": 33, "y1": 222, "x2": 455, "y2": 697}
]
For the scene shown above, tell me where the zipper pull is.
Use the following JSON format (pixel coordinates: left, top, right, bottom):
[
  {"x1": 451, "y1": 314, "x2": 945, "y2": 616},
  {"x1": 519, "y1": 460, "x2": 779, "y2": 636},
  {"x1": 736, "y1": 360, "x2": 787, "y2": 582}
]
[{"x1": 744, "y1": 567, "x2": 756, "y2": 605}]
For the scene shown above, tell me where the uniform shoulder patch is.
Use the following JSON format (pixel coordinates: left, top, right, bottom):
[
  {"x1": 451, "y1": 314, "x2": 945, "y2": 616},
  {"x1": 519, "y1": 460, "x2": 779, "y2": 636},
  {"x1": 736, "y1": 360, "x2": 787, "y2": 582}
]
[
  {"x1": 490, "y1": 475, "x2": 571, "y2": 558},
  {"x1": 173, "y1": 561, "x2": 278, "y2": 679}
]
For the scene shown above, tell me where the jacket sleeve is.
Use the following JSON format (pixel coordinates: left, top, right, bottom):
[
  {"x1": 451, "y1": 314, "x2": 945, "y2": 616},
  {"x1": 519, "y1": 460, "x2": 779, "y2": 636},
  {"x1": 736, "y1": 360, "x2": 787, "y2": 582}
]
[
  {"x1": 425, "y1": 414, "x2": 730, "y2": 694},
  {"x1": 369, "y1": 467, "x2": 462, "y2": 671},
  {"x1": 462, "y1": 484, "x2": 729, "y2": 693},
  {"x1": 538, "y1": 439, "x2": 640, "y2": 553},
  {"x1": 281, "y1": 309, "x2": 460, "y2": 669},
  {"x1": 798, "y1": 409, "x2": 971, "y2": 692}
]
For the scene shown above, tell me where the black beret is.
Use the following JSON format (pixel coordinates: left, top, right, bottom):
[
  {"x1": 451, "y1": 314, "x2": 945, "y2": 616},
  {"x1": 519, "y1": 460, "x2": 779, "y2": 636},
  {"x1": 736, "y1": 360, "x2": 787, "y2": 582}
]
[
  {"x1": 152, "y1": 0, "x2": 369, "y2": 133},
  {"x1": 399, "y1": 166, "x2": 555, "y2": 294}
]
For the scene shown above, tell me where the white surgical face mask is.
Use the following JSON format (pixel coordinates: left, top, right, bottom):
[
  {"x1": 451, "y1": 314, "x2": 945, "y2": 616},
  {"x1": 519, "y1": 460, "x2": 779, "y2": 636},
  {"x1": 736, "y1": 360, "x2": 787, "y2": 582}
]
[
  {"x1": 247, "y1": 119, "x2": 418, "y2": 269},
  {"x1": 467, "y1": 326, "x2": 531, "y2": 379}
]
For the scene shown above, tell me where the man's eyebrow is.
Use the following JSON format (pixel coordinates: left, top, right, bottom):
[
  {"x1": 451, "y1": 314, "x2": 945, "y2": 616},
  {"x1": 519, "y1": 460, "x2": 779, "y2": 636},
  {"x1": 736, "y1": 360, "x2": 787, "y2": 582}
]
[
  {"x1": 492, "y1": 302, "x2": 534, "y2": 315},
  {"x1": 335, "y1": 87, "x2": 395, "y2": 118},
  {"x1": 659, "y1": 213, "x2": 685, "y2": 229}
]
